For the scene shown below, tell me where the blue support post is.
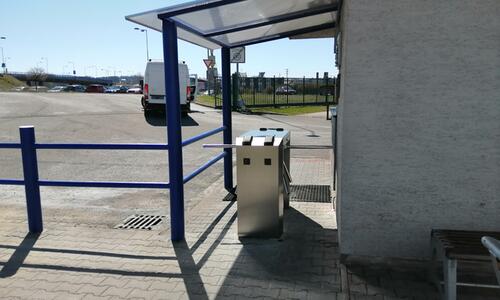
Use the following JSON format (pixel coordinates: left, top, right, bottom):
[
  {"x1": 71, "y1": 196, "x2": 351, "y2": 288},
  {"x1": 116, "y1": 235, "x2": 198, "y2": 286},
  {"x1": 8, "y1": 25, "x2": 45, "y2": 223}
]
[
  {"x1": 19, "y1": 126, "x2": 43, "y2": 233},
  {"x1": 161, "y1": 19, "x2": 185, "y2": 241},
  {"x1": 221, "y1": 47, "x2": 234, "y2": 193}
]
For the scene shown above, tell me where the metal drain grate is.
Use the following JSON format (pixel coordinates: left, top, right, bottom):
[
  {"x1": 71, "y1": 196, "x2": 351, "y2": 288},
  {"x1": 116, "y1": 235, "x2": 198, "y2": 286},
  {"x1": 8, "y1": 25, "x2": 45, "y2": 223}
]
[
  {"x1": 290, "y1": 185, "x2": 331, "y2": 203},
  {"x1": 115, "y1": 215, "x2": 166, "y2": 230}
]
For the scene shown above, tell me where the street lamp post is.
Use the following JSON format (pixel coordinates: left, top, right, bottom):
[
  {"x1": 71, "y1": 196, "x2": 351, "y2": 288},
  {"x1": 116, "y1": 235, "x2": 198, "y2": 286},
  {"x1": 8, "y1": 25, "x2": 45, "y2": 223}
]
[
  {"x1": 85, "y1": 65, "x2": 98, "y2": 77},
  {"x1": 68, "y1": 61, "x2": 75, "y2": 75},
  {"x1": 1, "y1": 37, "x2": 6, "y2": 74},
  {"x1": 41, "y1": 57, "x2": 49, "y2": 73},
  {"x1": 108, "y1": 66, "x2": 117, "y2": 77},
  {"x1": 101, "y1": 68, "x2": 110, "y2": 77},
  {"x1": 134, "y1": 27, "x2": 149, "y2": 61},
  {"x1": 0, "y1": 47, "x2": 4, "y2": 74}
]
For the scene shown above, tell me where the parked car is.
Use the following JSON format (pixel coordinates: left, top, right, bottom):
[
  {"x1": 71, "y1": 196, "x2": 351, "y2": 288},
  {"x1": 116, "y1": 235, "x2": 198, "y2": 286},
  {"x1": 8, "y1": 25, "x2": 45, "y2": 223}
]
[
  {"x1": 11, "y1": 86, "x2": 28, "y2": 92},
  {"x1": 127, "y1": 86, "x2": 142, "y2": 94},
  {"x1": 28, "y1": 86, "x2": 48, "y2": 92},
  {"x1": 275, "y1": 85, "x2": 297, "y2": 95},
  {"x1": 106, "y1": 86, "x2": 129, "y2": 93},
  {"x1": 85, "y1": 84, "x2": 106, "y2": 93},
  {"x1": 48, "y1": 86, "x2": 66, "y2": 93},
  {"x1": 319, "y1": 85, "x2": 335, "y2": 96},
  {"x1": 47, "y1": 85, "x2": 65, "y2": 93},
  {"x1": 70, "y1": 85, "x2": 86, "y2": 92}
]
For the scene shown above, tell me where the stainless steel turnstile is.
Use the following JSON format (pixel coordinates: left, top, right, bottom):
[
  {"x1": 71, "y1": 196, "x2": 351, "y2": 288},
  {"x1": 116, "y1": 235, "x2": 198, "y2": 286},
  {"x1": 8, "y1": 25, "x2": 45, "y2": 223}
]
[
  {"x1": 204, "y1": 128, "x2": 331, "y2": 238},
  {"x1": 236, "y1": 128, "x2": 290, "y2": 238}
]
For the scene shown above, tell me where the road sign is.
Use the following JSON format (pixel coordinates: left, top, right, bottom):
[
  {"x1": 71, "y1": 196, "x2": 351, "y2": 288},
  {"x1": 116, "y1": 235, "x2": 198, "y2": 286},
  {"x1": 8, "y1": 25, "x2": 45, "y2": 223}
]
[
  {"x1": 230, "y1": 47, "x2": 245, "y2": 63},
  {"x1": 203, "y1": 59, "x2": 215, "y2": 68}
]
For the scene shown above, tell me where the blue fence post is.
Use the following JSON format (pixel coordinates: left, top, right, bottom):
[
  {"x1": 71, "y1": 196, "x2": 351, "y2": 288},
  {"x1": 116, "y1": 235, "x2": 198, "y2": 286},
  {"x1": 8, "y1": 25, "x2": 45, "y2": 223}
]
[
  {"x1": 19, "y1": 126, "x2": 43, "y2": 233},
  {"x1": 161, "y1": 19, "x2": 185, "y2": 241},
  {"x1": 221, "y1": 47, "x2": 234, "y2": 194}
]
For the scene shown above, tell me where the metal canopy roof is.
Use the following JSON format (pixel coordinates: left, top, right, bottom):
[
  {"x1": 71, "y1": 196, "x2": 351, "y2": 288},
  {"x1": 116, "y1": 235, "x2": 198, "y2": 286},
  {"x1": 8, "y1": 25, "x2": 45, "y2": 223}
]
[{"x1": 126, "y1": 0, "x2": 338, "y2": 49}]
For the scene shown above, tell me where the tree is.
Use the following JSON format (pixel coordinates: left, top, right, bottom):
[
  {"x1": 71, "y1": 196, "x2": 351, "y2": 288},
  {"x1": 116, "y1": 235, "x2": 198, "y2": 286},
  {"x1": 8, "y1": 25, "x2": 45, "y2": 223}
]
[{"x1": 27, "y1": 67, "x2": 47, "y2": 91}]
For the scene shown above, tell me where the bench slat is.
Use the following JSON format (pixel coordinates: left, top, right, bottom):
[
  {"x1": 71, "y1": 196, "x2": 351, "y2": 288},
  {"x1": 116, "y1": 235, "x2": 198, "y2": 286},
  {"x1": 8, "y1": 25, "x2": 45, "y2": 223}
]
[{"x1": 432, "y1": 229, "x2": 500, "y2": 259}]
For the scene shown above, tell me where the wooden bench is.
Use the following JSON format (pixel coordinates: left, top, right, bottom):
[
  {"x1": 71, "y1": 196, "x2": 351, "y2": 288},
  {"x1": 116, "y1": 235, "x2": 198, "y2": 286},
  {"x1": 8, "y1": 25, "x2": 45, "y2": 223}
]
[{"x1": 431, "y1": 229, "x2": 500, "y2": 300}]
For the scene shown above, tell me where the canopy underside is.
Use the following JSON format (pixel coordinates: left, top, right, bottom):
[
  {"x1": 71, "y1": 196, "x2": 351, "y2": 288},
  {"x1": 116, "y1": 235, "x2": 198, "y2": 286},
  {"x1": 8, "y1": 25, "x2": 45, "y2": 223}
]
[{"x1": 126, "y1": 0, "x2": 338, "y2": 49}]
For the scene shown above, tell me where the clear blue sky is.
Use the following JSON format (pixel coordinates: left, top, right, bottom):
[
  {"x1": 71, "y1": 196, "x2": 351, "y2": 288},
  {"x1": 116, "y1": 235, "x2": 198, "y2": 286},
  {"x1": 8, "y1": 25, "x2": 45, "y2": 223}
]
[{"x1": 0, "y1": 0, "x2": 337, "y2": 78}]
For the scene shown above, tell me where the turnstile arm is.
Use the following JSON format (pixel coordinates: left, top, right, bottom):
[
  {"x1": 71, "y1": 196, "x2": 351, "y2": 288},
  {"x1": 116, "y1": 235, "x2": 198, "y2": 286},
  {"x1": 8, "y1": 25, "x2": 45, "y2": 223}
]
[
  {"x1": 203, "y1": 144, "x2": 237, "y2": 148},
  {"x1": 287, "y1": 145, "x2": 333, "y2": 150}
]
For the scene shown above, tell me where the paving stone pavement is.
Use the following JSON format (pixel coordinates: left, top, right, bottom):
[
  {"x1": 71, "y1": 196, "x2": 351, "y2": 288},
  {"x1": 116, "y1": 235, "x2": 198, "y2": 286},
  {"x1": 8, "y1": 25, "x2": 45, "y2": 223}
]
[
  {"x1": 2, "y1": 156, "x2": 497, "y2": 300},
  {"x1": 342, "y1": 257, "x2": 500, "y2": 300},
  {"x1": 0, "y1": 168, "x2": 343, "y2": 300}
]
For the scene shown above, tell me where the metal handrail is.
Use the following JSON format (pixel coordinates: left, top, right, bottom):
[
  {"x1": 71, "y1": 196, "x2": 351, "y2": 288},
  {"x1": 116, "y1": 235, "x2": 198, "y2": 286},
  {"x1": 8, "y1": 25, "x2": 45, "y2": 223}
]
[
  {"x1": 183, "y1": 152, "x2": 226, "y2": 184},
  {"x1": 0, "y1": 143, "x2": 21, "y2": 149},
  {"x1": 182, "y1": 126, "x2": 225, "y2": 147},
  {"x1": 38, "y1": 180, "x2": 170, "y2": 189},
  {"x1": 0, "y1": 126, "x2": 226, "y2": 184},
  {"x1": 287, "y1": 145, "x2": 333, "y2": 149},
  {"x1": 283, "y1": 162, "x2": 292, "y2": 183},
  {"x1": 481, "y1": 236, "x2": 500, "y2": 286},
  {"x1": 0, "y1": 127, "x2": 225, "y2": 151},
  {"x1": 36, "y1": 143, "x2": 169, "y2": 150},
  {"x1": 0, "y1": 179, "x2": 24, "y2": 185}
]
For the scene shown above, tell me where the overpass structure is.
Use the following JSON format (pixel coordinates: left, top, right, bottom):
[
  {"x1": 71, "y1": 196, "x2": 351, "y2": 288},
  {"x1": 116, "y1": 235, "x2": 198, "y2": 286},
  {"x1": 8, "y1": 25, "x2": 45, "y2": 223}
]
[{"x1": 10, "y1": 72, "x2": 113, "y2": 86}]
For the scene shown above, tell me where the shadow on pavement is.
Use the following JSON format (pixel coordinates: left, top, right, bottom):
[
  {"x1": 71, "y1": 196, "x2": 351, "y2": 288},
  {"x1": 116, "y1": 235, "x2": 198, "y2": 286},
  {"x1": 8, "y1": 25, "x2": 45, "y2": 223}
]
[
  {"x1": 0, "y1": 200, "x2": 238, "y2": 299},
  {"x1": 216, "y1": 207, "x2": 339, "y2": 298},
  {"x1": 0, "y1": 232, "x2": 181, "y2": 278},
  {"x1": 173, "y1": 240, "x2": 209, "y2": 299},
  {"x1": 190, "y1": 200, "x2": 235, "y2": 254},
  {"x1": 173, "y1": 200, "x2": 237, "y2": 299},
  {"x1": 144, "y1": 111, "x2": 199, "y2": 127},
  {"x1": 0, "y1": 232, "x2": 40, "y2": 278},
  {"x1": 0, "y1": 243, "x2": 176, "y2": 261},
  {"x1": 0, "y1": 261, "x2": 184, "y2": 278}
]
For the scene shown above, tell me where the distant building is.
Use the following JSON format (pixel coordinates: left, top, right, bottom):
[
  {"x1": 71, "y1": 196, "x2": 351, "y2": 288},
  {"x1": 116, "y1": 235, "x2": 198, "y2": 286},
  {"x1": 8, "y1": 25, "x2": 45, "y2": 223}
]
[{"x1": 196, "y1": 78, "x2": 207, "y2": 92}]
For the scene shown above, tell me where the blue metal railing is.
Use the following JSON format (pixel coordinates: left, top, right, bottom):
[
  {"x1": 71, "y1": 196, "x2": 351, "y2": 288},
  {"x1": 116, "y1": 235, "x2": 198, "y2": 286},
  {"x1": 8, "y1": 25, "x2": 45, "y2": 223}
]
[
  {"x1": 183, "y1": 152, "x2": 226, "y2": 184},
  {"x1": 182, "y1": 126, "x2": 225, "y2": 147},
  {"x1": 36, "y1": 143, "x2": 170, "y2": 150},
  {"x1": 0, "y1": 143, "x2": 21, "y2": 149},
  {"x1": 0, "y1": 179, "x2": 25, "y2": 185},
  {"x1": 0, "y1": 125, "x2": 226, "y2": 234},
  {"x1": 38, "y1": 180, "x2": 171, "y2": 189},
  {"x1": 3, "y1": 20, "x2": 237, "y2": 243}
]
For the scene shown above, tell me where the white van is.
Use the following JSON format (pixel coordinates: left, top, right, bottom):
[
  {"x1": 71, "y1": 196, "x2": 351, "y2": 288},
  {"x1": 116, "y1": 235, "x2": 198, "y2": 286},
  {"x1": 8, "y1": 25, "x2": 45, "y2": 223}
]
[{"x1": 141, "y1": 60, "x2": 192, "y2": 116}]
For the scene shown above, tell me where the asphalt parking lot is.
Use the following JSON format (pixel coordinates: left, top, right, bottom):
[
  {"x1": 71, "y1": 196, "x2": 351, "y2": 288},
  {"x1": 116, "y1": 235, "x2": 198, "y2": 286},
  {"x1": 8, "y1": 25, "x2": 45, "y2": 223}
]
[{"x1": 0, "y1": 92, "x2": 332, "y2": 227}]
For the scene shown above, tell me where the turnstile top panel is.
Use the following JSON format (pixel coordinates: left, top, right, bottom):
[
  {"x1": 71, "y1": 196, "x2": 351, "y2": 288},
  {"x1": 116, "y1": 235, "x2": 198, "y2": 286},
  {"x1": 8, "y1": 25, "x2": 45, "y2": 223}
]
[
  {"x1": 236, "y1": 128, "x2": 289, "y2": 147},
  {"x1": 240, "y1": 128, "x2": 289, "y2": 138}
]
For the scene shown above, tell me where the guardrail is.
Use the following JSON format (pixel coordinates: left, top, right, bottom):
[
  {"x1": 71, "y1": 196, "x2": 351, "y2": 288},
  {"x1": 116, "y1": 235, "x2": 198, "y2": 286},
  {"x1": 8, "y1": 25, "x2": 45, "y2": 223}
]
[{"x1": 0, "y1": 125, "x2": 226, "y2": 233}]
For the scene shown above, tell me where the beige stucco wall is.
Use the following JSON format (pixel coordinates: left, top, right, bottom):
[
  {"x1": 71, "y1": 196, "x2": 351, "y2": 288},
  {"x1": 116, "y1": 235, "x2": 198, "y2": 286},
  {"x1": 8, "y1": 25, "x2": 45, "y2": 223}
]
[{"x1": 337, "y1": 0, "x2": 500, "y2": 258}]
